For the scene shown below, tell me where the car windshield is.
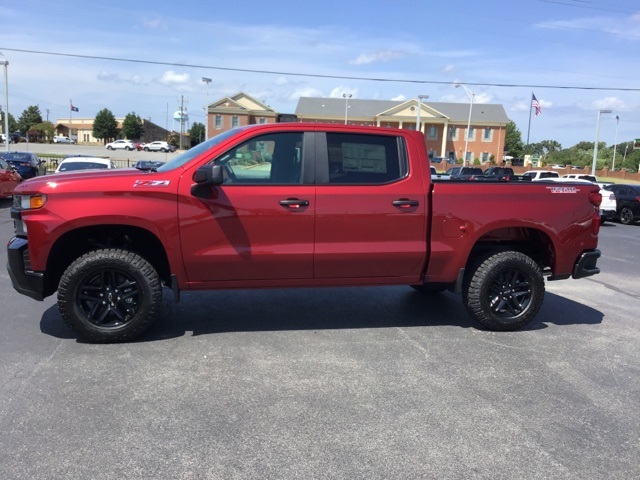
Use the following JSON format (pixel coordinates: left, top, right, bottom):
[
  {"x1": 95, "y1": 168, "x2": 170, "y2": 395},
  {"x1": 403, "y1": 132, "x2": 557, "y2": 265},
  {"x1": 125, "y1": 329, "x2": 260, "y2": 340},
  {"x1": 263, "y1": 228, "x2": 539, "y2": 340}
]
[
  {"x1": 157, "y1": 127, "x2": 249, "y2": 172},
  {"x1": 58, "y1": 162, "x2": 109, "y2": 171}
]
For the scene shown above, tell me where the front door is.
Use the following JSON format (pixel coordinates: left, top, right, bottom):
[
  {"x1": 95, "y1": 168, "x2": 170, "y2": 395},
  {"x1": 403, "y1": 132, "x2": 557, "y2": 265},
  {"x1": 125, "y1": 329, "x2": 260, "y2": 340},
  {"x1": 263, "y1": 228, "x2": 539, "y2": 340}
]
[{"x1": 178, "y1": 131, "x2": 315, "y2": 285}]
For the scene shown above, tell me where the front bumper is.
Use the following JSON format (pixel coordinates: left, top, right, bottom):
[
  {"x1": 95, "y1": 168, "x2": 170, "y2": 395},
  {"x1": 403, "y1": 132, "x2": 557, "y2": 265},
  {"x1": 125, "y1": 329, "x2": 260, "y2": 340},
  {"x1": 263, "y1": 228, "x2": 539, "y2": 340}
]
[{"x1": 7, "y1": 236, "x2": 45, "y2": 301}]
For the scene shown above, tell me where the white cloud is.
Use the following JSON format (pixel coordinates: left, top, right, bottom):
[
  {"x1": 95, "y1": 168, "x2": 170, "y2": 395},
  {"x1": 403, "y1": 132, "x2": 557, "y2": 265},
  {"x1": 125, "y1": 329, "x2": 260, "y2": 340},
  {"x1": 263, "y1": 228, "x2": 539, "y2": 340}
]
[
  {"x1": 275, "y1": 77, "x2": 288, "y2": 86},
  {"x1": 288, "y1": 86, "x2": 323, "y2": 101},
  {"x1": 350, "y1": 50, "x2": 404, "y2": 65},
  {"x1": 593, "y1": 96, "x2": 627, "y2": 111},
  {"x1": 158, "y1": 70, "x2": 191, "y2": 86},
  {"x1": 391, "y1": 94, "x2": 406, "y2": 102}
]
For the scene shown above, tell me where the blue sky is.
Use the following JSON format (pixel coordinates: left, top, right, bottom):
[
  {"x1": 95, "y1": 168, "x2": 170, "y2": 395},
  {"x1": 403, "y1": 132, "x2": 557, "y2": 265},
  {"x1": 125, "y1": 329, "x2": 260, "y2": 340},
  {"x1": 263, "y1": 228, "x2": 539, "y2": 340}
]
[{"x1": 1, "y1": 0, "x2": 639, "y2": 148}]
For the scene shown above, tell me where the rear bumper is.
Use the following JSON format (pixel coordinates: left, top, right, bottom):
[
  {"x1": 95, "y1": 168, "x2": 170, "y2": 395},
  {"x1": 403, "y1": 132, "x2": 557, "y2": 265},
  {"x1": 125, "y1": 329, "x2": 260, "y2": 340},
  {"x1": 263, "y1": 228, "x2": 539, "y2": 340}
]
[
  {"x1": 572, "y1": 249, "x2": 601, "y2": 279},
  {"x1": 6, "y1": 236, "x2": 45, "y2": 301}
]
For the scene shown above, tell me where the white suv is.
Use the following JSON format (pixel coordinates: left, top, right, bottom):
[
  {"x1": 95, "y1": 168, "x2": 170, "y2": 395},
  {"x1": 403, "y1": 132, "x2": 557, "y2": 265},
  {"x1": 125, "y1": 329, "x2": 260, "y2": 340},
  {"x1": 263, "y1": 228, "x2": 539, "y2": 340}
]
[
  {"x1": 143, "y1": 141, "x2": 176, "y2": 152},
  {"x1": 106, "y1": 139, "x2": 136, "y2": 151}
]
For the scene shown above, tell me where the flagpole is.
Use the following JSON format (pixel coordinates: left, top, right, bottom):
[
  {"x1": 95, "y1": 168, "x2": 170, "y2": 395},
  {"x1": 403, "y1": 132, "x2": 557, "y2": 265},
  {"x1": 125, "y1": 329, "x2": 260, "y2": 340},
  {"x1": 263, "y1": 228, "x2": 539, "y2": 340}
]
[{"x1": 526, "y1": 92, "x2": 533, "y2": 145}]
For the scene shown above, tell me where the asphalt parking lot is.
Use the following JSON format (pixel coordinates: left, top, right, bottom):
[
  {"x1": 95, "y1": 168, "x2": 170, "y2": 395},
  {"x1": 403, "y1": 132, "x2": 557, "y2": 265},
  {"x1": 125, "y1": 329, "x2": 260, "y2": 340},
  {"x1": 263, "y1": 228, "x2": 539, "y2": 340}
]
[{"x1": 0, "y1": 199, "x2": 639, "y2": 480}]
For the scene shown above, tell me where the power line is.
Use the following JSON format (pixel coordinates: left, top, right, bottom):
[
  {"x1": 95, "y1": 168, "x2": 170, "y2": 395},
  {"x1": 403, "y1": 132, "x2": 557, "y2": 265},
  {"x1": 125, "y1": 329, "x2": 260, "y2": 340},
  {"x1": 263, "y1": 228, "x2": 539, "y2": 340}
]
[{"x1": 2, "y1": 46, "x2": 640, "y2": 93}]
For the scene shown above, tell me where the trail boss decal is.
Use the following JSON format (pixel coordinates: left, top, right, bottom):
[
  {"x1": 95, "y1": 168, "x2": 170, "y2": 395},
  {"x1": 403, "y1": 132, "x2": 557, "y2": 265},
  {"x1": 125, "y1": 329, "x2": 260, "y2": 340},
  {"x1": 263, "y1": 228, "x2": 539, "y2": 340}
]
[
  {"x1": 546, "y1": 186, "x2": 578, "y2": 194},
  {"x1": 133, "y1": 180, "x2": 171, "y2": 188}
]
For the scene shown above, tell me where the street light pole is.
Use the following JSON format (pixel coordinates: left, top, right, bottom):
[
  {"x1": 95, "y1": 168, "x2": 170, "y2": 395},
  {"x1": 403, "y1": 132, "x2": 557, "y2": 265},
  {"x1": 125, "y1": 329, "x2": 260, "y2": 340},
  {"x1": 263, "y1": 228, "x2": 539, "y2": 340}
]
[
  {"x1": 612, "y1": 115, "x2": 619, "y2": 172},
  {"x1": 201, "y1": 77, "x2": 212, "y2": 141},
  {"x1": 416, "y1": 94, "x2": 429, "y2": 133},
  {"x1": 0, "y1": 59, "x2": 9, "y2": 153},
  {"x1": 343, "y1": 93, "x2": 352, "y2": 124},
  {"x1": 455, "y1": 83, "x2": 475, "y2": 167},
  {"x1": 591, "y1": 109, "x2": 612, "y2": 176}
]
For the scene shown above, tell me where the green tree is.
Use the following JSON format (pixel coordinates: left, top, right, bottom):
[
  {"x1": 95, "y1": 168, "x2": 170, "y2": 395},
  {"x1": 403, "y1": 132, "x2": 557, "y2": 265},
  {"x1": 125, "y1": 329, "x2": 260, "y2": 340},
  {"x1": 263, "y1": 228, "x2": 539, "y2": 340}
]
[
  {"x1": 0, "y1": 110, "x2": 18, "y2": 134},
  {"x1": 121, "y1": 112, "x2": 144, "y2": 140},
  {"x1": 504, "y1": 121, "x2": 524, "y2": 158},
  {"x1": 189, "y1": 122, "x2": 205, "y2": 146},
  {"x1": 30, "y1": 121, "x2": 55, "y2": 142},
  {"x1": 17, "y1": 105, "x2": 43, "y2": 134},
  {"x1": 93, "y1": 108, "x2": 119, "y2": 143}
]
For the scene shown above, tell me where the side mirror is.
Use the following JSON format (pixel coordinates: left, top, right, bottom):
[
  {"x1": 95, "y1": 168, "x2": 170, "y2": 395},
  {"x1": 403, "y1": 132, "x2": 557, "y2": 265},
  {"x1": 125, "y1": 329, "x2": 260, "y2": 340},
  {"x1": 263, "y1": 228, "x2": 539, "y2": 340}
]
[{"x1": 191, "y1": 164, "x2": 223, "y2": 198}]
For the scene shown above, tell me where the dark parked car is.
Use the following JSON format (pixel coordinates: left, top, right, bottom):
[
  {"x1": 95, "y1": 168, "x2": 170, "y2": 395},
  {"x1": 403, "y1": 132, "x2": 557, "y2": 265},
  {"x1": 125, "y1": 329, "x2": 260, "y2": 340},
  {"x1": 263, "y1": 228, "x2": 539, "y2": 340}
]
[
  {"x1": 603, "y1": 184, "x2": 640, "y2": 225},
  {"x1": 0, "y1": 157, "x2": 22, "y2": 197},
  {"x1": 0, "y1": 151, "x2": 44, "y2": 180},
  {"x1": 134, "y1": 160, "x2": 165, "y2": 171},
  {"x1": 445, "y1": 166, "x2": 484, "y2": 180}
]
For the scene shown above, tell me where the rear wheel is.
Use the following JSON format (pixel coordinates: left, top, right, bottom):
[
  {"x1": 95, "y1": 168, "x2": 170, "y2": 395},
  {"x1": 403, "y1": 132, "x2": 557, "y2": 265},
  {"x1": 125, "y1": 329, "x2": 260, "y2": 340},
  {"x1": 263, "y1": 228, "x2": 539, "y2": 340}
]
[
  {"x1": 58, "y1": 249, "x2": 162, "y2": 343},
  {"x1": 107, "y1": 146, "x2": 113, "y2": 150},
  {"x1": 619, "y1": 207, "x2": 635, "y2": 225},
  {"x1": 463, "y1": 251, "x2": 544, "y2": 331}
]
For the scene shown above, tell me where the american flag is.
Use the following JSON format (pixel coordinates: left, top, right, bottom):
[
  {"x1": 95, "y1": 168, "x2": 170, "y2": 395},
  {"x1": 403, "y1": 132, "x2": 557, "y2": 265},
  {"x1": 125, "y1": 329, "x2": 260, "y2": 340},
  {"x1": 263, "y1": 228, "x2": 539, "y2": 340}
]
[
  {"x1": 531, "y1": 93, "x2": 542, "y2": 117},
  {"x1": 70, "y1": 100, "x2": 79, "y2": 112}
]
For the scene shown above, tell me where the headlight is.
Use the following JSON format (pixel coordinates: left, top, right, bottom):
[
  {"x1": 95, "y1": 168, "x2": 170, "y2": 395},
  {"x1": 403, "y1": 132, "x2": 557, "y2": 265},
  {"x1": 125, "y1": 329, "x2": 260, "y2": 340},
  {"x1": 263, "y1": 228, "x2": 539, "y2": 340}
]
[{"x1": 13, "y1": 194, "x2": 47, "y2": 210}]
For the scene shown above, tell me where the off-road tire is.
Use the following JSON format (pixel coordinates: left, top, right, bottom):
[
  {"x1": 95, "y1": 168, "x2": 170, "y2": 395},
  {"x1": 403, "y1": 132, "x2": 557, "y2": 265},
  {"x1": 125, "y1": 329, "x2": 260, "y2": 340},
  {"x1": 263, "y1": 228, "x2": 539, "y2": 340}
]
[
  {"x1": 462, "y1": 251, "x2": 544, "y2": 331},
  {"x1": 58, "y1": 249, "x2": 162, "y2": 343},
  {"x1": 619, "y1": 207, "x2": 635, "y2": 225}
]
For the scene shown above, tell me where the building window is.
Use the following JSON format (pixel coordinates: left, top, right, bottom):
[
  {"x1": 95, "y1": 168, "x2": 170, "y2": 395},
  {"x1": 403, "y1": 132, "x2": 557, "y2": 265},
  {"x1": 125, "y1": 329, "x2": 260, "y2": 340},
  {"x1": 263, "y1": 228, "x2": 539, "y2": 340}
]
[
  {"x1": 215, "y1": 115, "x2": 222, "y2": 129},
  {"x1": 448, "y1": 126, "x2": 458, "y2": 141},
  {"x1": 465, "y1": 151, "x2": 473, "y2": 163},
  {"x1": 259, "y1": 117, "x2": 266, "y2": 124},
  {"x1": 232, "y1": 116, "x2": 239, "y2": 128},
  {"x1": 427, "y1": 126, "x2": 437, "y2": 140},
  {"x1": 467, "y1": 128, "x2": 475, "y2": 141},
  {"x1": 483, "y1": 128, "x2": 492, "y2": 142},
  {"x1": 482, "y1": 152, "x2": 489, "y2": 163}
]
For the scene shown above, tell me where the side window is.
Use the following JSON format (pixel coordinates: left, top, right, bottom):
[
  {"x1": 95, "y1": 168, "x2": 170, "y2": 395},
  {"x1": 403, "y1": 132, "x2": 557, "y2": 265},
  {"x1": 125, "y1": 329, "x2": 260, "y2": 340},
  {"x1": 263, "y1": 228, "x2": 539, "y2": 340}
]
[
  {"x1": 325, "y1": 133, "x2": 406, "y2": 184},
  {"x1": 214, "y1": 132, "x2": 303, "y2": 185}
]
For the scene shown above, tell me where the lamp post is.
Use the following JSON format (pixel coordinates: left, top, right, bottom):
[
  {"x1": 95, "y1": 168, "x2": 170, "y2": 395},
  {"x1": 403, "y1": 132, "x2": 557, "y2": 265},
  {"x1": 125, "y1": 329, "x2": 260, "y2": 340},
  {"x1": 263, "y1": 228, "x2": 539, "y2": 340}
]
[
  {"x1": 612, "y1": 115, "x2": 619, "y2": 172},
  {"x1": 591, "y1": 109, "x2": 612, "y2": 175},
  {"x1": 201, "y1": 77, "x2": 212, "y2": 141},
  {"x1": 455, "y1": 83, "x2": 475, "y2": 166},
  {"x1": 0, "y1": 59, "x2": 9, "y2": 153},
  {"x1": 416, "y1": 94, "x2": 429, "y2": 133},
  {"x1": 343, "y1": 93, "x2": 352, "y2": 124}
]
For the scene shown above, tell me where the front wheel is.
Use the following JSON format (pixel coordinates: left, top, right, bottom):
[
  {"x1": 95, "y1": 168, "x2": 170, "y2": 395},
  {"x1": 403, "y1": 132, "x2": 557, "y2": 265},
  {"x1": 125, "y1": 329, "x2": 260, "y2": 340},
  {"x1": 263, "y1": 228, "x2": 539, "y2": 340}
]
[
  {"x1": 462, "y1": 251, "x2": 544, "y2": 331},
  {"x1": 619, "y1": 207, "x2": 635, "y2": 225},
  {"x1": 58, "y1": 249, "x2": 163, "y2": 343}
]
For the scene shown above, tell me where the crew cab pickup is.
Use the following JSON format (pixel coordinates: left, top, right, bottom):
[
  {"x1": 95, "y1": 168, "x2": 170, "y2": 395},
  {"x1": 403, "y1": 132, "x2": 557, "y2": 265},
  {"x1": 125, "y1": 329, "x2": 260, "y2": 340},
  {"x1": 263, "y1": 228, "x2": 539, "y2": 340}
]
[{"x1": 7, "y1": 123, "x2": 603, "y2": 342}]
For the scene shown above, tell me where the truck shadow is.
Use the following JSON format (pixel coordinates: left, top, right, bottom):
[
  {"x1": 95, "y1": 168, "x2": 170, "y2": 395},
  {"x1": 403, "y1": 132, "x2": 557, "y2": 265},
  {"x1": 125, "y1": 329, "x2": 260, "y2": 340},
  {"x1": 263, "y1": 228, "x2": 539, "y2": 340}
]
[{"x1": 39, "y1": 286, "x2": 604, "y2": 342}]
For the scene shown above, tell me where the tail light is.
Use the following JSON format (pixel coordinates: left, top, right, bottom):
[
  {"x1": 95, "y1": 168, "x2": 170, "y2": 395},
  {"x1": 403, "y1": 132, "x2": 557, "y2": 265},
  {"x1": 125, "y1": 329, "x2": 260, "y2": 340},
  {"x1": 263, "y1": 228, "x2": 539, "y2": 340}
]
[{"x1": 589, "y1": 190, "x2": 602, "y2": 235}]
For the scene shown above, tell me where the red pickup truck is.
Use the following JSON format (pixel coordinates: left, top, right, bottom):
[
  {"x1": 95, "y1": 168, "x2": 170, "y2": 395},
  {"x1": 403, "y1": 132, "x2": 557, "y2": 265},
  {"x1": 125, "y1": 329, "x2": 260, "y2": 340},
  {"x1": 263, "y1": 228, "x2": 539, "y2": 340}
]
[{"x1": 7, "y1": 123, "x2": 602, "y2": 342}]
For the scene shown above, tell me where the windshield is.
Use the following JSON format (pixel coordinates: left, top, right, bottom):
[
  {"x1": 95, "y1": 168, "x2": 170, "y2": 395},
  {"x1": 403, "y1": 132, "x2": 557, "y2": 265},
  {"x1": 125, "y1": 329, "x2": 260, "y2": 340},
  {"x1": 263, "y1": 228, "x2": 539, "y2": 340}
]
[{"x1": 157, "y1": 127, "x2": 250, "y2": 172}]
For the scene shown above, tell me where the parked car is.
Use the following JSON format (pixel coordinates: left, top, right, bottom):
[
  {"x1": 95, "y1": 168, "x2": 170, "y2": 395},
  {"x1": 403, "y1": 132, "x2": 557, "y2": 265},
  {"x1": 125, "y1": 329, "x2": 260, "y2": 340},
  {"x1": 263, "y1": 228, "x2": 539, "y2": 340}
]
[
  {"x1": 134, "y1": 160, "x2": 165, "y2": 171},
  {"x1": 482, "y1": 166, "x2": 515, "y2": 181},
  {"x1": 562, "y1": 173, "x2": 597, "y2": 182},
  {"x1": 134, "y1": 142, "x2": 146, "y2": 151},
  {"x1": 0, "y1": 132, "x2": 21, "y2": 144},
  {"x1": 431, "y1": 156, "x2": 457, "y2": 165},
  {"x1": 52, "y1": 135, "x2": 75, "y2": 144},
  {"x1": 430, "y1": 166, "x2": 450, "y2": 181},
  {"x1": 445, "y1": 166, "x2": 484, "y2": 180},
  {"x1": 106, "y1": 139, "x2": 136, "y2": 151},
  {"x1": 0, "y1": 157, "x2": 22, "y2": 197},
  {"x1": 55, "y1": 156, "x2": 116, "y2": 173},
  {"x1": 0, "y1": 151, "x2": 44, "y2": 180},
  {"x1": 603, "y1": 184, "x2": 640, "y2": 225},
  {"x1": 143, "y1": 141, "x2": 176, "y2": 152},
  {"x1": 597, "y1": 184, "x2": 616, "y2": 223},
  {"x1": 550, "y1": 164, "x2": 566, "y2": 169},
  {"x1": 521, "y1": 170, "x2": 560, "y2": 181}
]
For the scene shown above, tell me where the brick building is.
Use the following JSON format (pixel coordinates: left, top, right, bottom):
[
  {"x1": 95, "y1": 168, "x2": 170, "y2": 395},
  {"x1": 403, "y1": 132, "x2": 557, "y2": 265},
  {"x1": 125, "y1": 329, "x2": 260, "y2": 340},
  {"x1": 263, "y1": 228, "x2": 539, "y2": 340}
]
[{"x1": 205, "y1": 92, "x2": 510, "y2": 163}]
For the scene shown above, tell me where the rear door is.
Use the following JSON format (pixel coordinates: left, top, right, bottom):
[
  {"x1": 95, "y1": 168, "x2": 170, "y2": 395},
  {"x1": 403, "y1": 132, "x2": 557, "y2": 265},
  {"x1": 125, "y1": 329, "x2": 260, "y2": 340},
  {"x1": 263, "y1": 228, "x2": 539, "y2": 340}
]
[{"x1": 313, "y1": 131, "x2": 427, "y2": 279}]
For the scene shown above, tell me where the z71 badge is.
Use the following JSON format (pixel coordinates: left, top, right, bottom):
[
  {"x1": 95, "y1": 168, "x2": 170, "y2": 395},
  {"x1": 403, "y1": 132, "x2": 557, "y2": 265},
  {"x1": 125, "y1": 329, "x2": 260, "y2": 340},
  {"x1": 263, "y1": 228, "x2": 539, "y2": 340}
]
[{"x1": 133, "y1": 180, "x2": 171, "y2": 188}]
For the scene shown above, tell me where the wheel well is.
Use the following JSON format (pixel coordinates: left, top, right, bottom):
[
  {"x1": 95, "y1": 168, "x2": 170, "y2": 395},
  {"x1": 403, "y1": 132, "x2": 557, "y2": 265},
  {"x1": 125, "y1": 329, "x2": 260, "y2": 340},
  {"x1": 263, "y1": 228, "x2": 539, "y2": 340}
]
[
  {"x1": 468, "y1": 227, "x2": 555, "y2": 273},
  {"x1": 44, "y1": 225, "x2": 172, "y2": 297}
]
